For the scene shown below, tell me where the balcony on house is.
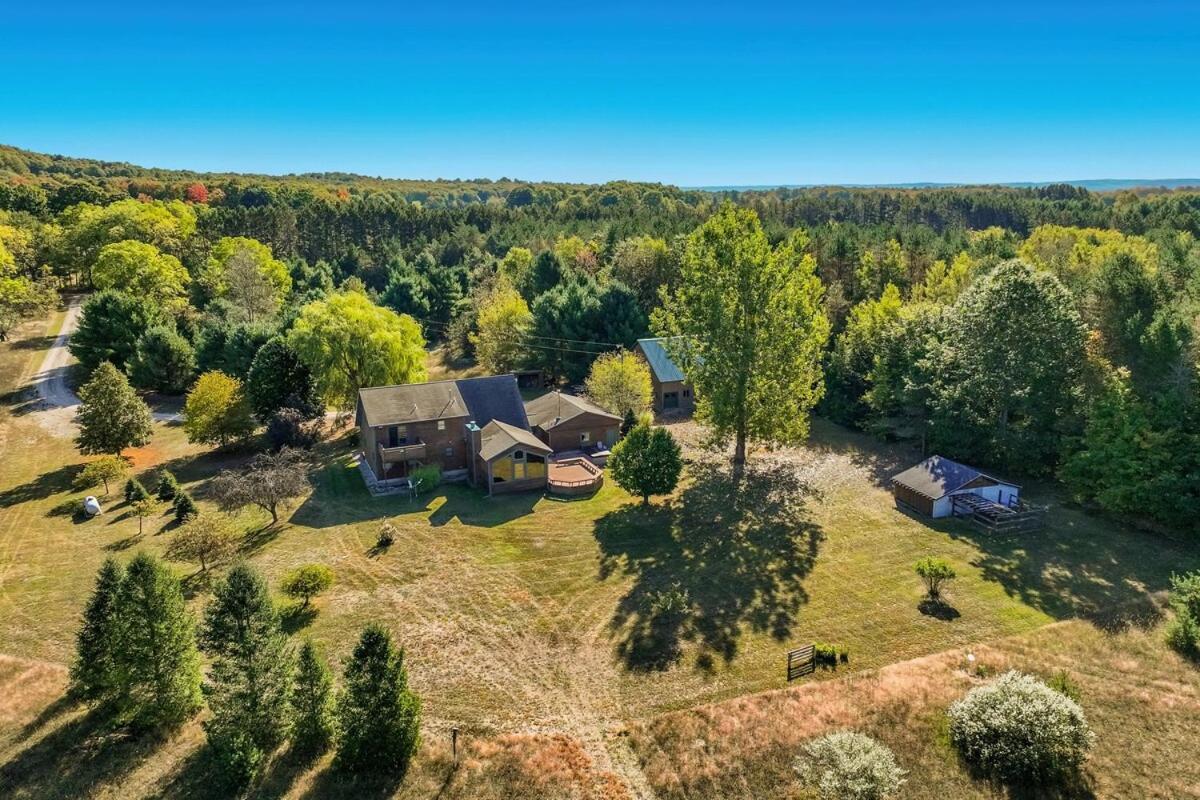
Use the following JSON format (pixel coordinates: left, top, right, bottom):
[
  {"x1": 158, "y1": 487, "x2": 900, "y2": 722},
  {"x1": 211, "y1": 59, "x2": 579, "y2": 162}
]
[{"x1": 378, "y1": 440, "x2": 427, "y2": 464}]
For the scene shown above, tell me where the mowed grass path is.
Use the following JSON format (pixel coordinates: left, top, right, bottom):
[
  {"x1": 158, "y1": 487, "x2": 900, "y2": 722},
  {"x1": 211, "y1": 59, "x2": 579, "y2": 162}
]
[{"x1": 1, "y1": 312, "x2": 1198, "y2": 798}]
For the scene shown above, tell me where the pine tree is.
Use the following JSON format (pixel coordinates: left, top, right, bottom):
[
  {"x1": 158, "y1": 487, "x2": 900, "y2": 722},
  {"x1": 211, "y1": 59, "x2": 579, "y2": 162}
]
[
  {"x1": 156, "y1": 470, "x2": 179, "y2": 501},
  {"x1": 69, "y1": 558, "x2": 125, "y2": 702},
  {"x1": 201, "y1": 564, "x2": 294, "y2": 785},
  {"x1": 124, "y1": 477, "x2": 150, "y2": 504},
  {"x1": 75, "y1": 362, "x2": 154, "y2": 456},
  {"x1": 620, "y1": 408, "x2": 638, "y2": 437},
  {"x1": 291, "y1": 639, "x2": 335, "y2": 757},
  {"x1": 173, "y1": 490, "x2": 199, "y2": 522},
  {"x1": 112, "y1": 552, "x2": 202, "y2": 728},
  {"x1": 335, "y1": 624, "x2": 421, "y2": 775}
]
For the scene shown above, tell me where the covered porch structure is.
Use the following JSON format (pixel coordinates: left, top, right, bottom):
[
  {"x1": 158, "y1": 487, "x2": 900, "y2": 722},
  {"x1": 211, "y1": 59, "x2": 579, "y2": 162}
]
[{"x1": 477, "y1": 420, "x2": 552, "y2": 495}]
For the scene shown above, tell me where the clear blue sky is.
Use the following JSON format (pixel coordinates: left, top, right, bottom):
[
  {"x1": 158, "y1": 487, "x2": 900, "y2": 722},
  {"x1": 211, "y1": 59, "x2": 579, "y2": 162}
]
[{"x1": 4, "y1": 1, "x2": 1199, "y2": 185}]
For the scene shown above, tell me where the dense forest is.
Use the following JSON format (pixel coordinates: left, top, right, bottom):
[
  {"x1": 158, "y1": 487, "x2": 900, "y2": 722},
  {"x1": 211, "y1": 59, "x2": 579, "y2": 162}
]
[{"x1": 1, "y1": 144, "x2": 1197, "y2": 532}]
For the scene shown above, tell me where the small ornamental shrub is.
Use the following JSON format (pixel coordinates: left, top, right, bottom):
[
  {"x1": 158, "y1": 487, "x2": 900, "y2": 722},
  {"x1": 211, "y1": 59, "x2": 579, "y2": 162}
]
[
  {"x1": 793, "y1": 731, "x2": 906, "y2": 800},
  {"x1": 646, "y1": 582, "x2": 690, "y2": 616},
  {"x1": 377, "y1": 522, "x2": 397, "y2": 548},
  {"x1": 156, "y1": 470, "x2": 179, "y2": 501},
  {"x1": 814, "y1": 642, "x2": 849, "y2": 667},
  {"x1": 281, "y1": 564, "x2": 335, "y2": 610},
  {"x1": 173, "y1": 490, "x2": 199, "y2": 523},
  {"x1": 409, "y1": 464, "x2": 441, "y2": 493},
  {"x1": 1046, "y1": 669, "x2": 1081, "y2": 702},
  {"x1": 948, "y1": 670, "x2": 1093, "y2": 782},
  {"x1": 1165, "y1": 571, "x2": 1200, "y2": 659},
  {"x1": 914, "y1": 556, "x2": 956, "y2": 600}
]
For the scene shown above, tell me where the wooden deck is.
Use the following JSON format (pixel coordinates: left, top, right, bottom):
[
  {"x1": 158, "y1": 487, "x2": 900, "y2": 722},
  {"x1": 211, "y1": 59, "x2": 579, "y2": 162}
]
[{"x1": 952, "y1": 493, "x2": 1047, "y2": 533}]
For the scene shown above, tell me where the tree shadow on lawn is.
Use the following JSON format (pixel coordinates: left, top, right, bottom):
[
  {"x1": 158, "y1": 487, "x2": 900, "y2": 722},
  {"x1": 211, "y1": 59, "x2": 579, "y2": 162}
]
[
  {"x1": 0, "y1": 702, "x2": 174, "y2": 799},
  {"x1": 941, "y1": 498, "x2": 1200, "y2": 629},
  {"x1": 0, "y1": 461, "x2": 84, "y2": 509},
  {"x1": 595, "y1": 461, "x2": 825, "y2": 672}
]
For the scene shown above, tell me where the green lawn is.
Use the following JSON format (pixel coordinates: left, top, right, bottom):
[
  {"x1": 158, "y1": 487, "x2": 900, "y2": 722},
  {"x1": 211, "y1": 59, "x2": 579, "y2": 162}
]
[{"x1": 1, "y1": 310, "x2": 1198, "y2": 798}]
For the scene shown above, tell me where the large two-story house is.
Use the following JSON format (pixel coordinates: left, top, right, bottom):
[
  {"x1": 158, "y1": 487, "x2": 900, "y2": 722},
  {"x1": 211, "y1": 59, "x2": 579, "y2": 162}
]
[{"x1": 356, "y1": 375, "x2": 551, "y2": 495}]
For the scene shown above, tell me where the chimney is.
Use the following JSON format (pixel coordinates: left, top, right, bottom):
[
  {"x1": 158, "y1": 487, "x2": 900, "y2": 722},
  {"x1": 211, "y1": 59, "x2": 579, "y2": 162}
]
[{"x1": 465, "y1": 421, "x2": 482, "y2": 484}]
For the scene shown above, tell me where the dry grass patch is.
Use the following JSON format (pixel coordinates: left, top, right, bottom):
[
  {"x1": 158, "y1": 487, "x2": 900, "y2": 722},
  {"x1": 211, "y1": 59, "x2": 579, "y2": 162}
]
[{"x1": 627, "y1": 620, "x2": 1200, "y2": 799}]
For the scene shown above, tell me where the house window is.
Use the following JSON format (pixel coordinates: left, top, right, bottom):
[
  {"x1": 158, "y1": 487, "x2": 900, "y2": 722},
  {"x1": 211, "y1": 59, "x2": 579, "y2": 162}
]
[
  {"x1": 683, "y1": 389, "x2": 691, "y2": 398},
  {"x1": 513, "y1": 450, "x2": 525, "y2": 460},
  {"x1": 437, "y1": 420, "x2": 446, "y2": 431},
  {"x1": 387, "y1": 426, "x2": 400, "y2": 447},
  {"x1": 580, "y1": 431, "x2": 590, "y2": 444},
  {"x1": 444, "y1": 447, "x2": 454, "y2": 457}
]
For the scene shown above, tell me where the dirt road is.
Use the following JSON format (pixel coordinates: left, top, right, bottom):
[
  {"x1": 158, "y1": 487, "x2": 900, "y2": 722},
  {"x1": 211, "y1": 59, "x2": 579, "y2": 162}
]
[{"x1": 28, "y1": 299, "x2": 179, "y2": 437}]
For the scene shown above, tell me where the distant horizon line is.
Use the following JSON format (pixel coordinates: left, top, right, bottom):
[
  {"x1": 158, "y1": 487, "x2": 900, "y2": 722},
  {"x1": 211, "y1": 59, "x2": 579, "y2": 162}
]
[{"x1": 4, "y1": 141, "x2": 1200, "y2": 193}]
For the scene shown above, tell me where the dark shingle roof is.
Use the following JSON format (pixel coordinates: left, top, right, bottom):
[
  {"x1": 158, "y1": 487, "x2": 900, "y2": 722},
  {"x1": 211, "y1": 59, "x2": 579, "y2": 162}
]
[
  {"x1": 891, "y1": 455, "x2": 1016, "y2": 499},
  {"x1": 356, "y1": 374, "x2": 527, "y2": 429},
  {"x1": 525, "y1": 391, "x2": 620, "y2": 430},
  {"x1": 357, "y1": 380, "x2": 467, "y2": 427},
  {"x1": 479, "y1": 419, "x2": 552, "y2": 461},
  {"x1": 454, "y1": 375, "x2": 529, "y2": 429},
  {"x1": 636, "y1": 337, "x2": 687, "y2": 383}
]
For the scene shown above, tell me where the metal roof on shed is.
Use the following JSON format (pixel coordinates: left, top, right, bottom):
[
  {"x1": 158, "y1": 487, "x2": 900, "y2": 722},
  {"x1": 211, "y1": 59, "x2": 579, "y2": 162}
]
[
  {"x1": 890, "y1": 455, "x2": 1017, "y2": 499},
  {"x1": 636, "y1": 337, "x2": 687, "y2": 383}
]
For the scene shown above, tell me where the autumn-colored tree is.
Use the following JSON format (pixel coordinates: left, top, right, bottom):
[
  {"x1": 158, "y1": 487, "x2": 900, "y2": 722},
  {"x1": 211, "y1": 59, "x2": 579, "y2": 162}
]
[
  {"x1": 185, "y1": 183, "x2": 209, "y2": 204},
  {"x1": 183, "y1": 371, "x2": 255, "y2": 447}
]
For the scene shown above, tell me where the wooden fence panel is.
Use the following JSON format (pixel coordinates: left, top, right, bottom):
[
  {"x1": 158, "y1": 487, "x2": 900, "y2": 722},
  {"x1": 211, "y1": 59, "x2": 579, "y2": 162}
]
[{"x1": 787, "y1": 645, "x2": 815, "y2": 680}]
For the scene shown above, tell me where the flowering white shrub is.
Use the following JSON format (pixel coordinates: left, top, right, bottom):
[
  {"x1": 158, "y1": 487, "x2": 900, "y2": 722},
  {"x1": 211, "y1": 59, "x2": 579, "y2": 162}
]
[
  {"x1": 948, "y1": 670, "x2": 1093, "y2": 782},
  {"x1": 793, "y1": 731, "x2": 906, "y2": 800}
]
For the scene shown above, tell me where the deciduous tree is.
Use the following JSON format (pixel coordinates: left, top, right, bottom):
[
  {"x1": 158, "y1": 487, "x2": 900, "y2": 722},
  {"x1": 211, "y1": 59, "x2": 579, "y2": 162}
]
[
  {"x1": 585, "y1": 349, "x2": 653, "y2": 417},
  {"x1": 926, "y1": 260, "x2": 1086, "y2": 473},
  {"x1": 75, "y1": 362, "x2": 154, "y2": 456},
  {"x1": 288, "y1": 289, "x2": 426, "y2": 410},
  {"x1": 166, "y1": 515, "x2": 239, "y2": 575},
  {"x1": 471, "y1": 285, "x2": 532, "y2": 373},
  {"x1": 202, "y1": 237, "x2": 291, "y2": 323},
  {"x1": 208, "y1": 448, "x2": 310, "y2": 525},
  {"x1": 183, "y1": 371, "x2": 255, "y2": 446},
  {"x1": 280, "y1": 564, "x2": 334, "y2": 610},
  {"x1": 654, "y1": 204, "x2": 830, "y2": 478},
  {"x1": 608, "y1": 423, "x2": 683, "y2": 504},
  {"x1": 92, "y1": 240, "x2": 189, "y2": 308},
  {"x1": 75, "y1": 455, "x2": 128, "y2": 495}
]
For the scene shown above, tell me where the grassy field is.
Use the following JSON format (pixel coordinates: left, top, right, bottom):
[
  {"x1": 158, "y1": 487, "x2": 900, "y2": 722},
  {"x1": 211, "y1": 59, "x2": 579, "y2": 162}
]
[{"x1": 1, "y1": 308, "x2": 1198, "y2": 798}]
